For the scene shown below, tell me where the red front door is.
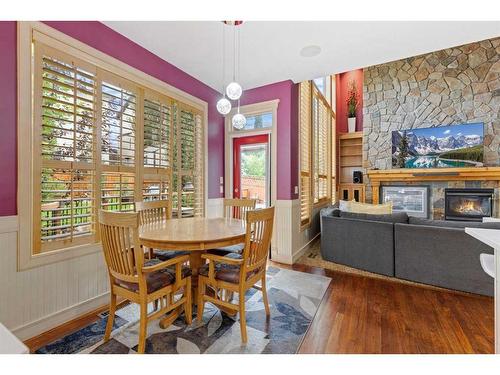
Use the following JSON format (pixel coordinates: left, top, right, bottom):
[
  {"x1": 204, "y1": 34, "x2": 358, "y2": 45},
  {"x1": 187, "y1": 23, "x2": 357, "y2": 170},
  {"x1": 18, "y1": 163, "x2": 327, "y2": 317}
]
[{"x1": 233, "y1": 134, "x2": 269, "y2": 208}]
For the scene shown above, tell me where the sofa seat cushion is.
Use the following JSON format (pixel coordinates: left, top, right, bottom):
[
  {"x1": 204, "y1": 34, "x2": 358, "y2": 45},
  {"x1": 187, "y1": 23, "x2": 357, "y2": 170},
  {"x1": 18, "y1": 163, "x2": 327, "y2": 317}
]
[
  {"x1": 199, "y1": 253, "x2": 260, "y2": 284},
  {"x1": 339, "y1": 210, "x2": 409, "y2": 223},
  {"x1": 116, "y1": 259, "x2": 192, "y2": 293},
  {"x1": 409, "y1": 217, "x2": 500, "y2": 229}
]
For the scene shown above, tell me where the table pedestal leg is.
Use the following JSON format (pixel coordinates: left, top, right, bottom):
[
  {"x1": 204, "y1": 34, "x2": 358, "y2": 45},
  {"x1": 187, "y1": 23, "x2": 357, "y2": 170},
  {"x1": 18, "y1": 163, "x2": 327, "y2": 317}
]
[{"x1": 189, "y1": 252, "x2": 204, "y2": 304}]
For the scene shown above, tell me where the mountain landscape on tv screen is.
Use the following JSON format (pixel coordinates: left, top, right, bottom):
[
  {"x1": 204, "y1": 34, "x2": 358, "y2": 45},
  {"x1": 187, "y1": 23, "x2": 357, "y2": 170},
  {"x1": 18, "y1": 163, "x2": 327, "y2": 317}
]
[{"x1": 392, "y1": 123, "x2": 484, "y2": 169}]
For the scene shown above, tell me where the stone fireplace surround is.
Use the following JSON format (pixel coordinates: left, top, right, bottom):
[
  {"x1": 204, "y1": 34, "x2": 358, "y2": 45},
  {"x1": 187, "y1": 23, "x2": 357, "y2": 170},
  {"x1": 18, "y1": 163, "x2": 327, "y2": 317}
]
[{"x1": 360, "y1": 36, "x2": 499, "y2": 218}]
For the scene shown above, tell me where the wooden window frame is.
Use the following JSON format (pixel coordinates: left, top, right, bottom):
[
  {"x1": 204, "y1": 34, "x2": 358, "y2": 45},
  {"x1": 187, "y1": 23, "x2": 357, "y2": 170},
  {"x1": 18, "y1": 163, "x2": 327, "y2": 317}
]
[
  {"x1": 299, "y1": 80, "x2": 336, "y2": 231},
  {"x1": 299, "y1": 82, "x2": 312, "y2": 229},
  {"x1": 17, "y1": 22, "x2": 208, "y2": 270},
  {"x1": 312, "y1": 84, "x2": 332, "y2": 208}
]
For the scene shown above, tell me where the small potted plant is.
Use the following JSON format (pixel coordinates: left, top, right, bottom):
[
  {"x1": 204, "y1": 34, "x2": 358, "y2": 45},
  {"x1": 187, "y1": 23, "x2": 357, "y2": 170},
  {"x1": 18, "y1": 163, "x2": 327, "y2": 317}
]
[{"x1": 346, "y1": 80, "x2": 359, "y2": 133}]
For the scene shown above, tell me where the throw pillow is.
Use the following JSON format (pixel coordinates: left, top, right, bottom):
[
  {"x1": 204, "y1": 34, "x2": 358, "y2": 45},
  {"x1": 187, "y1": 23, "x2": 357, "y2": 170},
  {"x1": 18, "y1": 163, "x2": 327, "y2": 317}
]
[
  {"x1": 348, "y1": 201, "x2": 393, "y2": 215},
  {"x1": 338, "y1": 200, "x2": 352, "y2": 212}
]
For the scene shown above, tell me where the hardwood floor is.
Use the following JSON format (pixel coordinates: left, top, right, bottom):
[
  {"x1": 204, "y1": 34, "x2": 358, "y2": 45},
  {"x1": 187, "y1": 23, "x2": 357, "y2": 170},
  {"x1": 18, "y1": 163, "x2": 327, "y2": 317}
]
[
  {"x1": 25, "y1": 262, "x2": 494, "y2": 354},
  {"x1": 288, "y1": 263, "x2": 494, "y2": 354}
]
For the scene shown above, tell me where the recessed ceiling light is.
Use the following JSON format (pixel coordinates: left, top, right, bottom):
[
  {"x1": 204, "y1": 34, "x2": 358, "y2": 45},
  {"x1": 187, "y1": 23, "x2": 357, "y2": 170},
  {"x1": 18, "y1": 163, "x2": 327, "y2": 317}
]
[{"x1": 300, "y1": 45, "x2": 321, "y2": 58}]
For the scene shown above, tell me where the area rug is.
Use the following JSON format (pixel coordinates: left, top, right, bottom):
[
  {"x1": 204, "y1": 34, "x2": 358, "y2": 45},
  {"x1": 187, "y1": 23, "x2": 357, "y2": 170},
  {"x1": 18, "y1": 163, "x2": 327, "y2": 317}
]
[{"x1": 36, "y1": 267, "x2": 331, "y2": 354}]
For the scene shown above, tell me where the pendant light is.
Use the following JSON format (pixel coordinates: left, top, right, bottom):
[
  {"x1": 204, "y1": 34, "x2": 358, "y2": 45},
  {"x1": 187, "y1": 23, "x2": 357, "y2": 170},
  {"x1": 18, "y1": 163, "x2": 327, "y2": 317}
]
[
  {"x1": 232, "y1": 100, "x2": 246, "y2": 129},
  {"x1": 216, "y1": 22, "x2": 231, "y2": 115}
]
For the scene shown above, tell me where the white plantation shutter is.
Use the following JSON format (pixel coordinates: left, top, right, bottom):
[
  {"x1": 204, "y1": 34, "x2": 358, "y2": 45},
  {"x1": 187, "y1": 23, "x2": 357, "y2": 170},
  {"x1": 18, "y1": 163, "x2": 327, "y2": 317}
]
[
  {"x1": 312, "y1": 86, "x2": 331, "y2": 204},
  {"x1": 173, "y1": 104, "x2": 204, "y2": 218},
  {"x1": 299, "y1": 81, "x2": 312, "y2": 227},
  {"x1": 34, "y1": 43, "x2": 98, "y2": 253},
  {"x1": 142, "y1": 92, "x2": 172, "y2": 201},
  {"x1": 101, "y1": 79, "x2": 137, "y2": 168},
  {"x1": 100, "y1": 74, "x2": 137, "y2": 212}
]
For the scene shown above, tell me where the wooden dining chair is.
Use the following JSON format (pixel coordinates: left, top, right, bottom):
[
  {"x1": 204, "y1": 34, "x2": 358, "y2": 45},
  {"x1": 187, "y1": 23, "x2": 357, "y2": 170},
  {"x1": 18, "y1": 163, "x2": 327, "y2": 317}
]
[
  {"x1": 136, "y1": 200, "x2": 189, "y2": 261},
  {"x1": 197, "y1": 206, "x2": 275, "y2": 343},
  {"x1": 208, "y1": 198, "x2": 257, "y2": 256},
  {"x1": 99, "y1": 210, "x2": 192, "y2": 354}
]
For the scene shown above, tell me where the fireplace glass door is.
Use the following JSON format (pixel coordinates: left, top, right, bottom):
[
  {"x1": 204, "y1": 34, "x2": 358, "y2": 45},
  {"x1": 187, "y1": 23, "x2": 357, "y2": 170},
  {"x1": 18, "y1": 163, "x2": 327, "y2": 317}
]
[{"x1": 445, "y1": 188, "x2": 493, "y2": 221}]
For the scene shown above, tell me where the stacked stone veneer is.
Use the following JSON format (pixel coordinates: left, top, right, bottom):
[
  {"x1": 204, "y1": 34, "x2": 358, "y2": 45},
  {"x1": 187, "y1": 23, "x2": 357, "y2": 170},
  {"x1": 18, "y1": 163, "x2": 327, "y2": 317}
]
[{"x1": 361, "y1": 37, "x2": 500, "y2": 218}]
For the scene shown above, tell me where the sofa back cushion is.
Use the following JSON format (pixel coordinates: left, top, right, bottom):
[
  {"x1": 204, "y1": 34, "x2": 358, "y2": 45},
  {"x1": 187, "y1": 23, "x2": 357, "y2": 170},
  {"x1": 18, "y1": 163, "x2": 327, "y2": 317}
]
[
  {"x1": 339, "y1": 211, "x2": 409, "y2": 223},
  {"x1": 408, "y1": 216, "x2": 500, "y2": 229}
]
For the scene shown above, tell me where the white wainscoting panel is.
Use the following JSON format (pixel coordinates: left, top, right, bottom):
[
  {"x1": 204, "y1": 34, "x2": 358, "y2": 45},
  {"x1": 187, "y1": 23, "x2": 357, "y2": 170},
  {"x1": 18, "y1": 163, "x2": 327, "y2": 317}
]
[
  {"x1": 0, "y1": 215, "x2": 109, "y2": 341},
  {"x1": 271, "y1": 199, "x2": 322, "y2": 265},
  {"x1": 207, "y1": 198, "x2": 224, "y2": 218}
]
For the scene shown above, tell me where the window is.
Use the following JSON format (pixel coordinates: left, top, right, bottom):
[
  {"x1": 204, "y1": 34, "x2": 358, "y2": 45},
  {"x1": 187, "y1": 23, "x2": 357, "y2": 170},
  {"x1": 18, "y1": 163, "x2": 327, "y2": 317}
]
[
  {"x1": 172, "y1": 104, "x2": 204, "y2": 218},
  {"x1": 234, "y1": 112, "x2": 273, "y2": 131},
  {"x1": 24, "y1": 27, "x2": 206, "y2": 260},
  {"x1": 299, "y1": 79, "x2": 335, "y2": 229},
  {"x1": 35, "y1": 44, "x2": 98, "y2": 253},
  {"x1": 313, "y1": 77, "x2": 326, "y2": 95},
  {"x1": 312, "y1": 86, "x2": 330, "y2": 204},
  {"x1": 299, "y1": 81, "x2": 312, "y2": 227}
]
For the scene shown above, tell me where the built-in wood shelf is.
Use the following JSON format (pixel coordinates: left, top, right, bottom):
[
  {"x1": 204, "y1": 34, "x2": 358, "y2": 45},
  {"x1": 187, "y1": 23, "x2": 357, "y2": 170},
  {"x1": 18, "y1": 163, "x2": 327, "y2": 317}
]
[
  {"x1": 339, "y1": 132, "x2": 363, "y2": 186},
  {"x1": 367, "y1": 167, "x2": 500, "y2": 203}
]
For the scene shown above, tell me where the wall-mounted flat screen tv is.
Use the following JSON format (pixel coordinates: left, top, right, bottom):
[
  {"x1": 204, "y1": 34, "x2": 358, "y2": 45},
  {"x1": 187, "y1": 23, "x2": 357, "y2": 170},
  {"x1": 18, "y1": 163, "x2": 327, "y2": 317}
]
[{"x1": 391, "y1": 123, "x2": 484, "y2": 169}]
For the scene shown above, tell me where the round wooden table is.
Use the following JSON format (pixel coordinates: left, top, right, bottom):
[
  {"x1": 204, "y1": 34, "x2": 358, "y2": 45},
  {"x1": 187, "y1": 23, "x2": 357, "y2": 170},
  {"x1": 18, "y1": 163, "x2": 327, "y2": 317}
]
[{"x1": 139, "y1": 217, "x2": 246, "y2": 291}]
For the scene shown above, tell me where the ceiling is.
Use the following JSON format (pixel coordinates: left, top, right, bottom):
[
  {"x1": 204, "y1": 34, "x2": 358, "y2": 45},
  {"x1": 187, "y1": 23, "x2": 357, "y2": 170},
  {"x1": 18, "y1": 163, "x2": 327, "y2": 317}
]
[{"x1": 104, "y1": 21, "x2": 500, "y2": 92}]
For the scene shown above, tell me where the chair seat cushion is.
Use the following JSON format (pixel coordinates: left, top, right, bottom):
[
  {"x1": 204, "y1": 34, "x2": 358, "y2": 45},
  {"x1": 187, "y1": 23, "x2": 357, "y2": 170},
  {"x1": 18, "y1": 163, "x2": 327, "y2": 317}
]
[
  {"x1": 207, "y1": 244, "x2": 244, "y2": 256},
  {"x1": 199, "y1": 253, "x2": 260, "y2": 284},
  {"x1": 117, "y1": 259, "x2": 192, "y2": 293},
  {"x1": 153, "y1": 250, "x2": 190, "y2": 261}
]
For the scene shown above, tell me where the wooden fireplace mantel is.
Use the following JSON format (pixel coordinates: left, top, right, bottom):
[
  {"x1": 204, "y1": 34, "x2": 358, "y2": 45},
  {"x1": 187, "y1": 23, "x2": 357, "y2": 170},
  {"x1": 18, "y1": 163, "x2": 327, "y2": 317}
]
[{"x1": 367, "y1": 167, "x2": 500, "y2": 204}]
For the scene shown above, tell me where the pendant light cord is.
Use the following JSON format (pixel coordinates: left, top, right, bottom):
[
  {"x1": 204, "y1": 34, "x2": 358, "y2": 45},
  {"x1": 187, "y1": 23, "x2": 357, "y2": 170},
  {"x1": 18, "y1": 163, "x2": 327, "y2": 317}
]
[
  {"x1": 233, "y1": 25, "x2": 236, "y2": 82},
  {"x1": 222, "y1": 23, "x2": 225, "y2": 96}
]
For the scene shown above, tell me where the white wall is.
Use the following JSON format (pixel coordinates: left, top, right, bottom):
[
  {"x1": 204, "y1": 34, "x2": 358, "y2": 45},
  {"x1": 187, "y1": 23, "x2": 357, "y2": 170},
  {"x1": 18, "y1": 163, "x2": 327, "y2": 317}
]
[{"x1": 0, "y1": 216, "x2": 110, "y2": 341}]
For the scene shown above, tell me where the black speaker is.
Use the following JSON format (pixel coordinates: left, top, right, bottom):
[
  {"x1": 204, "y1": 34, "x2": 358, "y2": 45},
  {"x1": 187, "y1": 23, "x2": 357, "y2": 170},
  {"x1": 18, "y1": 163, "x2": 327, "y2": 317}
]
[{"x1": 353, "y1": 171, "x2": 363, "y2": 184}]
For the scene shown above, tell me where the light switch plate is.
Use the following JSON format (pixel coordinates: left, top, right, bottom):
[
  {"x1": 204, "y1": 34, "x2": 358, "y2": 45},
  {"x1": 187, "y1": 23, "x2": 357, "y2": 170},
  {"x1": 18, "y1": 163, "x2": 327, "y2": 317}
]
[
  {"x1": 219, "y1": 176, "x2": 224, "y2": 184},
  {"x1": 294, "y1": 186, "x2": 299, "y2": 194},
  {"x1": 220, "y1": 185, "x2": 224, "y2": 194}
]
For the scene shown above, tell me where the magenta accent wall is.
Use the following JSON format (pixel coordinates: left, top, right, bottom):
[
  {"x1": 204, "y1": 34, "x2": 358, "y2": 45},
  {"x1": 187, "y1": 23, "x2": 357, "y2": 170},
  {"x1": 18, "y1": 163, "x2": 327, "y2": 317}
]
[
  {"x1": 0, "y1": 22, "x2": 17, "y2": 216},
  {"x1": 240, "y1": 81, "x2": 299, "y2": 200},
  {"x1": 336, "y1": 69, "x2": 364, "y2": 133},
  {"x1": 0, "y1": 21, "x2": 226, "y2": 216}
]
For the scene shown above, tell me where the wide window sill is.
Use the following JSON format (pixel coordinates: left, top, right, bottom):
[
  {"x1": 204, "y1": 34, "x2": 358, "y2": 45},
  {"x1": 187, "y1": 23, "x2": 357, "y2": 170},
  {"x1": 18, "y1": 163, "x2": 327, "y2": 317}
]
[{"x1": 18, "y1": 242, "x2": 103, "y2": 271}]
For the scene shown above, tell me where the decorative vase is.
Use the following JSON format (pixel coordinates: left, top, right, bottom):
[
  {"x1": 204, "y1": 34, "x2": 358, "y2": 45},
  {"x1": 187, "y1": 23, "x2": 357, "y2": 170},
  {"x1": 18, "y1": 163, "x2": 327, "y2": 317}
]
[{"x1": 348, "y1": 117, "x2": 356, "y2": 133}]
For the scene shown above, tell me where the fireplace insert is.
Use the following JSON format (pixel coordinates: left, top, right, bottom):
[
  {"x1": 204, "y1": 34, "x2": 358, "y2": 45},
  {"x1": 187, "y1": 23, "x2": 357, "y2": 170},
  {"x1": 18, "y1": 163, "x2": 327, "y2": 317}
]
[{"x1": 444, "y1": 188, "x2": 494, "y2": 221}]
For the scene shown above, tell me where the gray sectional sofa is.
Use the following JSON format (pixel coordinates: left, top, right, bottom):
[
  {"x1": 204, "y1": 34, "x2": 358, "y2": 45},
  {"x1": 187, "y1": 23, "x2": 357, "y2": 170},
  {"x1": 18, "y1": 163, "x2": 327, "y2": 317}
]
[{"x1": 320, "y1": 206, "x2": 500, "y2": 296}]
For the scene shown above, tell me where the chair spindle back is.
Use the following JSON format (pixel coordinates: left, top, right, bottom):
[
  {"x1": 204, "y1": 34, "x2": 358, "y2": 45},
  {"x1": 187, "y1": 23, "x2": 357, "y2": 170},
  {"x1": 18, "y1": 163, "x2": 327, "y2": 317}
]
[
  {"x1": 136, "y1": 200, "x2": 171, "y2": 226},
  {"x1": 223, "y1": 198, "x2": 257, "y2": 220},
  {"x1": 99, "y1": 210, "x2": 142, "y2": 281},
  {"x1": 242, "y1": 207, "x2": 275, "y2": 276}
]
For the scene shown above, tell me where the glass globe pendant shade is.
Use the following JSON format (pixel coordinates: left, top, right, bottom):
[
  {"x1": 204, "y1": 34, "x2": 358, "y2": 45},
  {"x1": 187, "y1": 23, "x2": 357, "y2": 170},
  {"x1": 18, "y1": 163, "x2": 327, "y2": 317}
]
[
  {"x1": 216, "y1": 97, "x2": 232, "y2": 115},
  {"x1": 232, "y1": 113, "x2": 246, "y2": 130},
  {"x1": 226, "y1": 81, "x2": 243, "y2": 100}
]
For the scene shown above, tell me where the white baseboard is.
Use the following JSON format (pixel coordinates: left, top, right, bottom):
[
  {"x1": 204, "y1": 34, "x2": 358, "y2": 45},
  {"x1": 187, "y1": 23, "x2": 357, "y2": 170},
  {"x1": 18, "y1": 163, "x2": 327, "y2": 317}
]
[
  {"x1": 12, "y1": 292, "x2": 110, "y2": 341},
  {"x1": 293, "y1": 232, "x2": 320, "y2": 263}
]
